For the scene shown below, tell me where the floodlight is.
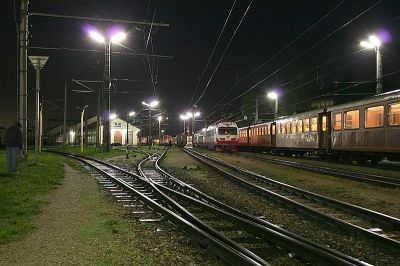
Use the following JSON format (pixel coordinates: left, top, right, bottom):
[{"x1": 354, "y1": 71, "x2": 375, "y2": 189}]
[
  {"x1": 89, "y1": 30, "x2": 105, "y2": 43},
  {"x1": 111, "y1": 32, "x2": 126, "y2": 43},
  {"x1": 267, "y1": 92, "x2": 278, "y2": 100}
]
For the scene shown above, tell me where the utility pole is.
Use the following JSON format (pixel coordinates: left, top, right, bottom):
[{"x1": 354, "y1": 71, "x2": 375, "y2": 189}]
[
  {"x1": 97, "y1": 90, "x2": 101, "y2": 148},
  {"x1": 63, "y1": 81, "x2": 67, "y2": 149},
  {"x1": 39, "y1": 98, "x2": 43, "y2": 152},
  {"x1": 376, "y1": 46, "x2": 383, "y2": 94},
  {"x1": 255, "y1": 98, "x2": 258, "y2": 123},
  {"x1": 102, "y1": 42, "x2": 111, "y2": 152},
  {"x1": 29, "y1": 56, "x2": 48, "y2": 164},
  {"x1": 148, "y1": 108, "x2": 152, "y2": 149},
  {"x1": 18, "y1": 0, "x2": 28, "y2": 160}
]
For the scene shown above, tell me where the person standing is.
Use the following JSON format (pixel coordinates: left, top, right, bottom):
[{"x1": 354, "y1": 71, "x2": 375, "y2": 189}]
[{"x1": 4, "y1": 122, "x2": 23, "y2": 174}]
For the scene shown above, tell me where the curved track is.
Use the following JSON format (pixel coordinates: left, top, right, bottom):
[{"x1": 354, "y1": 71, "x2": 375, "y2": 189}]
[{"x1": 182, "y1": 148, "x2": 400, "y2": 252}]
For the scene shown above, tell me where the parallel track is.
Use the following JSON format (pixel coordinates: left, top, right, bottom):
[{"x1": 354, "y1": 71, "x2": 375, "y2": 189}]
[
  {"x1": 236, "y1": 152, "x2": 400, "y2": 188},
  {"x1": 183, "y1": 148, "x2": 400, "y2": 252}
]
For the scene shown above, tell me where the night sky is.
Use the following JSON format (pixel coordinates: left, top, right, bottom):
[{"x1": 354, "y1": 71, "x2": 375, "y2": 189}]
[{"x1": 1, "y1": 0, "x2": 399, "y2": 135}]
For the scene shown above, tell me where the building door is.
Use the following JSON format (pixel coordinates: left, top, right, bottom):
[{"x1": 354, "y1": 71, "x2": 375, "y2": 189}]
[{"x1": 114, "y1": 130, "x2": 122, "y2": 144}]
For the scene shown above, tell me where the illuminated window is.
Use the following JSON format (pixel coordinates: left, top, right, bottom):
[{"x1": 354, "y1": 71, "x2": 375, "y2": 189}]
[
  {"x1": 303, "y1": 118, "x2": 310, "y2": 132},
  {"x1": 365, "y1": 106, "x2": 384, "y2": 128},
  {"x1": 281, "y1": 123, "x2": 285, "y2": 134},
  {"x1": 321, "y1": 116, "x2": 327, "y2": 132},
  {"x1": 286, "y1": 122, "x2": 291, "y2": 134},
  {"x1": 298, "y1": 119, "x2": 303, "y2": 133},
  {"x1": 333, "y1": 113, "x2": 342, "y2": 131},
  {"x1": 311, "y1": 117, "x2": 318, "y2": 132},
  {"x1": 389, "y1": 103, "x2": 400, "y2": 126},
  {"x1": 267, "y1": 126, "x2": 270, "y2": 135},
  {"x1": 344, "y1": 110, "x2": 360, "y2": 129},
  {"x1": 292, "y1": 121, "x2": 297, "y2": 133},
  {"x1": 271, "y1": 124, "x2": 276, "y2": 135}
]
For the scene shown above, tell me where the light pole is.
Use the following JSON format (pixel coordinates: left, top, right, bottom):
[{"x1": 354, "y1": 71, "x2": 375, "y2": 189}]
[
  {"x1": 192, "y1": 111, "x2": 201, "y2": 134},
  {"x1": 157, "y1": 116, "x2": 162, "y2": 144},
  {"x1": 360, "y1": 35, "x2": 383, "y2": 94},
  {"x1": 126, "y1": 111, "x2": 135, "y2": 159},
  {"x1": 142, "y1": 100, "x2": 159, "y2": 149},
  {"x1": 267, "y1": 91, "x2": 279, "y2": 119},
  {"x1": 88, "y1": 28, "x2": 126, "y2": 152},
  {"x1": 180, "y1": 114, "x2": 188, "y2": 134},
  {"x1": 28, "y1": 56, "x2": 48, "y2": 164},
  {"x1": 78, "y1": 105, "x2": 88, "y2": 152}
]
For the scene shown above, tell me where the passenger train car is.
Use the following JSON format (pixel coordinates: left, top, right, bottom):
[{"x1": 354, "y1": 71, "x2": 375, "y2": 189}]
[
  {"x1": 194, "y1": 122, "x2": 239, "y2": 152},
  {"x1": 238, "y1": 89, "x2": 400, "y2": 162}
]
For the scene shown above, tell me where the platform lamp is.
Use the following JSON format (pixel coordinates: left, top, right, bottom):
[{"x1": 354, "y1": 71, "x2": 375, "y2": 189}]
[
  {"x1": 267, "y1": 91, "x2": 279, "y2": 119},
  {"x1": 360, "y1": 35, "x2": 383, "y2": 94}
]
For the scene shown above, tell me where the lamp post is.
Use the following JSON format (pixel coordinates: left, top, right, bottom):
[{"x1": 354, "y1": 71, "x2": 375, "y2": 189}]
[
  {"x1": 142, "y1": 100, "x2": 159, "y2": 149},
  {"x1": 180, "y1": 114, "x2": 188, "y2": 134},
  {"x1": 192, "y1": 111, "x2": 201, "y2": 134},
  {"x1": 126, "y1": 111, "x2": 135, "y2": 159},
  {"x1": 267, "y1": 91, "x2": 279, "y2": 119},
  {"x1": 157, "y1": 116, "x2": 162, "y2": 144},
  {"x1": 78, "y1": 105, "x2": 88, "y2": 153},
  {"x1": 88, "y1": 28, "x2": 126, "y2": 152},
  {"x1": 28, "y1": 56, "x2": 48, "y2": 164},
  {"x1": 360, "y1": 35, "x2": 383, "y2": 94}
]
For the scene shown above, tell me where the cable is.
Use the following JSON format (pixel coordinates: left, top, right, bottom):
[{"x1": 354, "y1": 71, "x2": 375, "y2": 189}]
[
  {"x1": 192, "y1": 0, "x2": 254, "y2": 107},
  {"x1": 188, "y1": 0, "x2": 237, "y2": 107}
]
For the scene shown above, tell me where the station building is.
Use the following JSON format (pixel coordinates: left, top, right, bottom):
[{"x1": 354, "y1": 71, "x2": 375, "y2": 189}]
[{"x1": 46, "y1": 116, "x2": 140, "y2": 146}]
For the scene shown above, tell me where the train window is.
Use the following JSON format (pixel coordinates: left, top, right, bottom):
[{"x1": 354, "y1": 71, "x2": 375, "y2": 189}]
[
  {"x1": 344, "y1": 110, "x2": 360, "y2": 129},
  {"x1": 321, "y1": 116, "x2": 327, "y2": 131},
  {"x1": 271, "y1": 124, "x2": 276, "y2": 135},
  {"x1": 388, "y1": 103, "x2": 400, "y2": 126},
  {"x1": 333, "y1": 113, "x2": 342, "y2": 130},
  {"x1": 267, "y1": 126, "x2": 270, "y2": 135},
  {"x1": 264, "y1": 126, "x2": 267, "y2": 135},
  {"x1": 311, "y1": 117, "x2": 318, "y2": 132},
  {"x1": 298, "y1": 119, "x2": 303, "y2": 133},
  {"x1": 365, "y1": 106, "x2": 384, "y2": 128},
  {"x1": 280, "y1": 123, "x2": 285, "y2": 134},
  {"x1": 286, "y1": 122, "x2": 291, "y2": 134},
  {"x1": 292, "y1": 121, "x2": 297, "y2": 133},
  {"x1": 303, "y1": 118, "x2": 310, "y2": 132}
]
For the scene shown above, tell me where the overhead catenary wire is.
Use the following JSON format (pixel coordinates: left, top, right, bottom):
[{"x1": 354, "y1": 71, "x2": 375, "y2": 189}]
[
  {"x1": 188, "y1": 0, "x2": 238, "y2": 107},
  {"x1": 192, "y1": 0, "x2": 254, "y2": 108},
  {"x1": 206, "y1": 0, "x2": 384, "y2": 120}
]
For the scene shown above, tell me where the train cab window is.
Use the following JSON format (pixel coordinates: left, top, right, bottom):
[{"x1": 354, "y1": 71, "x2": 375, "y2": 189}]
[
  {"x1": 344, "y1": 110, "x2": 360, "y2": 129},
  {"x1": 333, "y1": 113, "x2": 342, "y2": 130},
  {"x1": 388, "y1": 103, "x2": 400, "y2": 126},
  {"x1": 311, "y1": 117, "x2": 318, "y2": 132},
  {"x1": 286, "y1": 122, "x2": 291, "y2": 134},
  {"x1": 365, "y1": 106, "x2": 384, "y2": 128},
  {"x1": 303, "y1": 118, "x2": 310, "y2": 132},
  {"x1": 298, "y1": 119, "x2": 303, "y2": 133},
  {"x1": 321, "y1": 116, "x2": 327, "y2": 131},
  {"x1": 271, "y1": 124, "x2": 276, "y2": 135},
  {"x1": 292, "y1": 121, "x2": 297, "y2": 133}
]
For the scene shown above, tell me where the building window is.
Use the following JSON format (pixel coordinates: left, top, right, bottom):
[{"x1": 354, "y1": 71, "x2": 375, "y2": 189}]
[
  {"x1": 365, "y1": 106, "x2": 384, "y2": 128},
  {"x1": 333, "y1": 113, "x2": 342, "y2": 131},
  {"x1": 292, "y1": 121, "x2": 297, "y2": 133},
  {"x1": 388, "y1": 103, "x2": 400, "y2": 126},
  {"x1": 311, "y1": 117, "x2": 318, "y2": 132},
  {"x1": 303, "y1": 118, "x2": 310, "y2": 132},
  {"x1": 321, "y1": 115, "x2": 327, "y2": 132},
  {"x1": 345, "y1": 110, "x2": 360, "y2": 129}
]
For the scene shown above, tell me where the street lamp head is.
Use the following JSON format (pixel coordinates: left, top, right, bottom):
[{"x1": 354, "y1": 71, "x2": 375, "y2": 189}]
[
  {"x1": 360, "y1": 35, "x2": 381, "y2": 49},
  {"x1": 186, "y1": 112, "x2": 193, "y2": 118},
  {"x1": 157, "y1": 116, "x2": 162, "y2": 122},
  {"x1": 128, "y1": 111, "x2": 136, "y2": 117},
  {"x1": 88, "y1": 30, "x2": 105, "y2": 43},
  {"x1": 267, "y1": 92, "x2": 278, "y2": 100},
  {"x1": 110, "y1": 31, "x2": 126, "y2": 44},
  {"x1": 109, "y1": 113, "x2": 117, "y2": 120},
  {"x1": 180, "y1": 114, "x2": 187, "y2": 120},
  {"x1": 194, "y1": 111, "x2": 201, "y2": 117},
  {"x1": 142, "y1": 101, "x2": 149, "y2": 107},
  {"x1": 360, "y1": 41, "x2": 374, "y2": 49},
  {"x1": 150, "y1": 100, "x2": 159, "y2": 108}
]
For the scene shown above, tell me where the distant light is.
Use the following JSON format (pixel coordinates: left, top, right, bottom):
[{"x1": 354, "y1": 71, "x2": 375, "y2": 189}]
[
  {"x1": 150, "y1": 100, "x2": 159, "y2": 108},
  {"x1": 180, "y1": 114, "x2": 188, "y2": 120},
  {"x1": 201, "y1": 128, "x2": 206, "y2": 131},
  {"x1": 194, "y1": 111, "x2": 201, "y2": 117},
  {"x1": 89, "y1": 30, "x2": 105, "y2": 43},
  {"x1": 70, "y1": 130, "x2": 75, "y2": 136},
  {"x1": 128, "y1": 111, "x2": 136, "y2": 117},
  {"x1": 186, "y1": 112, "x2": 193, "y2": 118},
  {"x1": 142, "y1": 101, "x2": 148, "y2": 107},
  {"x1": 157, "y1": 116, "x2": 162, "y2": 122},
  {"x1": 110, "y1": 32, "x2": 126, "y2": 44},
  {"x1": 267, "y1": 92, "x2": 278, "y2": 100},
  {"x1": 161, "y1": 129, "x2": 165, "y2": 133},
  {"x1": 109, "y1": 113, "x2": 117, "y2": 120}
]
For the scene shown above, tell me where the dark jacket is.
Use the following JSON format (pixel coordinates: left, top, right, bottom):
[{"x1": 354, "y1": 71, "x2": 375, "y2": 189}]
[{"x1": 4, "y1": 126, "x2": 23, "y2": 148}]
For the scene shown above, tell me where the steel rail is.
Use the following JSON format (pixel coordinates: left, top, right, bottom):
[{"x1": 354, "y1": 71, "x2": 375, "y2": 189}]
[
  {"x1": 237, "y1": 152, "x2": 400, "y2": 188},
  {"x1": 153, "y1": 150, "x2": 371, "y2": 266},
  {"x1": 183, "y1": 148, "x2": 400, "y2": 251},
  {"x1": 53, "y1": 151, "x2": 268, "y2": 265}
]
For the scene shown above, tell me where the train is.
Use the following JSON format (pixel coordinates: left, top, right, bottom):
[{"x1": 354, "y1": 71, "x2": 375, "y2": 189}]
[
  {"x1": 236, "y1": 89, "x2": 400, "y2": 162},
  {"x1": 193, "y1": 122, "x2": 239, "y2": 152}
]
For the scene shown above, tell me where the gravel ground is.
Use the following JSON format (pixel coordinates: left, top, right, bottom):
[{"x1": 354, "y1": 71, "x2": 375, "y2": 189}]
[
  {"x1": 161, "y1": 148, "x2": 400, "y2": 265},
  {"x1": 0, "y1": 160, "x2": 221, "y2": 265}
]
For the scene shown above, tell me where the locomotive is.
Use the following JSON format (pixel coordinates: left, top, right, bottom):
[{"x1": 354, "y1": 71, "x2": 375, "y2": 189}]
[
  {"x1": 193, "y1": 122, "x2": 239, "y2": 152},
  {"x1": 237, "y1": 89, "x2": 400, "y2": 162}
]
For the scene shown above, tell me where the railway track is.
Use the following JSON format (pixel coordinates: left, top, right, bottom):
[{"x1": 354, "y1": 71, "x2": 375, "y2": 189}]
[
  {"x1": 182, "y1": 148, "x2": 400, "y2": 253},
  {"x1": 235, "y1": 152, "x2": 400, "y2": 188}
]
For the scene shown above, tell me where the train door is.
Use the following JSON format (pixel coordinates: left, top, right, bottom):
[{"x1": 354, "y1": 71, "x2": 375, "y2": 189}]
[
  {"x1": 318, "y1": 112, "x2": 331, "y2": 151},
  {"x1": 270, "y1": 123, "x2": 276, "y2": 148}
]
